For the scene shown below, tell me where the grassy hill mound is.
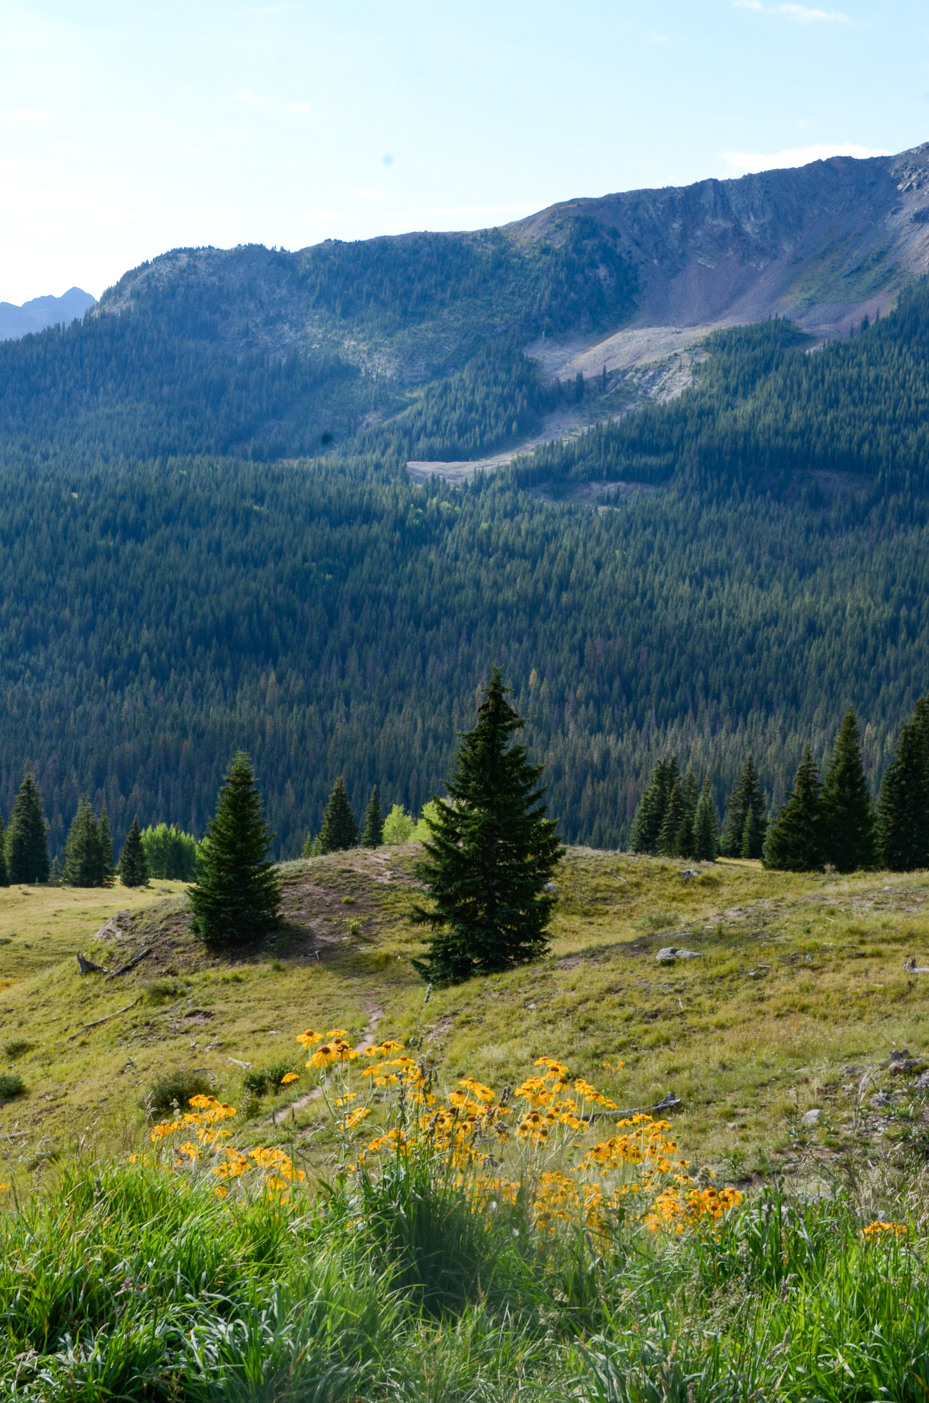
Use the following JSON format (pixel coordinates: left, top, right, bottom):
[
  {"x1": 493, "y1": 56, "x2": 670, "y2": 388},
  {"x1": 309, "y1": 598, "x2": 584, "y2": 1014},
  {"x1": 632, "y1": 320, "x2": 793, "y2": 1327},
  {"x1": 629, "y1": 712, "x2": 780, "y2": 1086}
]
[{"x1": 2, "y1": 846, "x2": 928, "y2": 1182}]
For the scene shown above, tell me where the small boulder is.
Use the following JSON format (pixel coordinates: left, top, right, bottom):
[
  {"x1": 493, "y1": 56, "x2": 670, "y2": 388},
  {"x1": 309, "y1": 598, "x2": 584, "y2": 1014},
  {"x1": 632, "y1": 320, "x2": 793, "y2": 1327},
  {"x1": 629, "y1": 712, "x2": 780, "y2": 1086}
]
[
  {"x1": 543, "y1": 882, "x2": 558, "y2": 893},
  {"x1": 801, "y1": 1108, "x2": 822, "y2": 1127},
  {"x1": 656, "y1": 946, "x2": 702, "y2": 964}
]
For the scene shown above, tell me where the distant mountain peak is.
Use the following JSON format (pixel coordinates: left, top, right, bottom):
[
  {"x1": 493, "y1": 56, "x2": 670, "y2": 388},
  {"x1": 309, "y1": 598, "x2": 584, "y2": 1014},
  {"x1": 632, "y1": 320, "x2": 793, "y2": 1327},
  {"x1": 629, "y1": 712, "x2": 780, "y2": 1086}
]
[{"x1": 0, "y1": 287, "x2": 96, "y2": 342}]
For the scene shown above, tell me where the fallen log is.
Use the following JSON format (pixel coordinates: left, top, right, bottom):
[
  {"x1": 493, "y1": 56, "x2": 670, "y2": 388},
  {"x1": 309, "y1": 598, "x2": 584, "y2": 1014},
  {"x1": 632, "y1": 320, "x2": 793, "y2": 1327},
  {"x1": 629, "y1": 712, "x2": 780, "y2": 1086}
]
[
  {"x1": 106, "y1": 947, "x2": 152, "y2": 979},
  {"x1": 68, "y1": 997, "x2": 142, "y2": 1039}
]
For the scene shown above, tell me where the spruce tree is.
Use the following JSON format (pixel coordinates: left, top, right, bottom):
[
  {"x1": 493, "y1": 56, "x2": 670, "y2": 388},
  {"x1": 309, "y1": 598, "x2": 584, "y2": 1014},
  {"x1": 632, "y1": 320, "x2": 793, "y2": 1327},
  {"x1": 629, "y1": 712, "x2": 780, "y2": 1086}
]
[
  {"x1": 361, "y1": 786, "x2": 384, "y2": 848},
  {"x1": 763, "y1": 750, "x2": 823, "y2": 871},
  {"x1": 877, "y1": 716, "x2": 929, "y2": 870},
  {"x1": 0, "y1": 818, "x2": 9, "y2": 888},
  {"x1": 62, "y1": 797, "x2": 112, "y2": 887},
  {"x1": 118, "y1": 817, "x2": 150, "y2": 887},
  {"x1": 693, "y1": 780, "x2": 719, "y2": 861},
  {"x1": 411, "y1": 667, "x2": 563, "y2": 986},
  {"x1": 97, "y1": 802, "x2": 116, "y2": 887},
  {"x1": 657, "y1": 777, "x2": 685, "y2": 856},
  {"x1": 316, "y1": 778, "x2": 358, "y2": 854},
  {"x1": 189, "y1": 752, "x2": 281, "y2": 945},
  {"x1": 820, "y1": 709, "x2": 876, "y2": 872},
  {"x1": 629, "y1": 757, "x2": 679, "y2": 854},
  {"x1": 721, "y1": 757, "x2": 767, "y2": 858},
  {"x1": 674, "y1": 769, "x2": 699, "y2": 859},
  {"x1": 7, "y1": 773, "x2": 49, "y2": 884}
]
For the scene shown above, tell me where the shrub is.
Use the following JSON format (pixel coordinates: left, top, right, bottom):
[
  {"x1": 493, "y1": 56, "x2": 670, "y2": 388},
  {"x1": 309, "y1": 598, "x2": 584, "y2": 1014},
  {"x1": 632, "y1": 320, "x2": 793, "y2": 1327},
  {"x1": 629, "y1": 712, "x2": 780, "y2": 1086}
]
[
  {"x1": 382, "y1": 804, "x2": 415, "y2": 844},
  {"x1": 242, "y1": 1061, "x2": 297, "y2": 1098},
  {"x1": 2, "y1": 1040, "x2": 32, "y2": 1060},
  {"x1": 0, "y1": 1072, "x2": 25, "y2": 1101},
  {"x1": 146, "y1": 1068, "x2": 215, "y2": 1117}
]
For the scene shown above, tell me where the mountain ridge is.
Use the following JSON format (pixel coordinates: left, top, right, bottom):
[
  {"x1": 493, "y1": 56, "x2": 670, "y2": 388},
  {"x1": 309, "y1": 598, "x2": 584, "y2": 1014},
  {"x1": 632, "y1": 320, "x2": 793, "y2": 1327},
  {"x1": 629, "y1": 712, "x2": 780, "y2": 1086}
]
[{"x1": 0, "y1": 287, "x2": 96, "y2": 342}]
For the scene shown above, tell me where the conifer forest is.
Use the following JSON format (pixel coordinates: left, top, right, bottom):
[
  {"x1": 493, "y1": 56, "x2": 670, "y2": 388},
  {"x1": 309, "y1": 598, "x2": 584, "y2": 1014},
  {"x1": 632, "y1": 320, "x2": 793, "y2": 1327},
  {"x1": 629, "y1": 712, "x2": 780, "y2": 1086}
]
[{"x1": 5, "y1": 218, "x2": 929, "y2": 858}]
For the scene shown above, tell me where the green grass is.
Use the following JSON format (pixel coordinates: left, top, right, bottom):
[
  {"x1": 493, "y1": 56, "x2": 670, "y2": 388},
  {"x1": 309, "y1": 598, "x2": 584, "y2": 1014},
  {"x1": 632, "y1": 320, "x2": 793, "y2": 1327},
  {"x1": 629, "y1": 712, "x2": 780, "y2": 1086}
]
[
  {"x1": 1, "y1": 847, "x2": 929, "y2": 1395},
  {"x1": 1, "y1": 847, "x2": 929, "y2": 1180}
]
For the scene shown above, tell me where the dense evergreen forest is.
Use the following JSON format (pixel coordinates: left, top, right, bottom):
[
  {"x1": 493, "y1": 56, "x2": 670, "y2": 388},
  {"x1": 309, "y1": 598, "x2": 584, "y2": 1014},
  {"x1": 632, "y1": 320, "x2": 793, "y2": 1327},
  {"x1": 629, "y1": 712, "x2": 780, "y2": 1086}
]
[{"x1": 0, "y1": 447, "x2": 927, "y2": 857}]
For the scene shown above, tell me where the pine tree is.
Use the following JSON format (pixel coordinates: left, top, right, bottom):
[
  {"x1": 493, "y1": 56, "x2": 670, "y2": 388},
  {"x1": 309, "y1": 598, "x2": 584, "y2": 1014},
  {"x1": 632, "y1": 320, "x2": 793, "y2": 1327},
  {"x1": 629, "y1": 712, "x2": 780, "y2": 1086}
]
[
  {"x1": 49, "y1": 856, "x2": 61, "y2": 886},
  {"x1": 693, "y1": 780, "x2": 719, "y2": 861},
  {"x1": 316, "y1": 778, "x2": 358, "y2": 854},
  {"x1": 0, "y1": 818, "x2": 9, "y2": 888},
  {"x1": 657, "y1": 778, "x2": 685, "y2": 856},
  {"x1": 6, "y1": 773, "x2": 49, "y2": 884},
  {"x1": 411, "y1": 668, "x2": 563, "y2": 986},
  {"x1": 820, "y1": 709, "x2": 876, "y2": 871},
  {"x1": 721, "y1": 757, "x2": 767, "y2": 858},
  {"x1": 97, "y1": 802, "x2": 116, "y2": 887},
  {"x1": 361, "y1": 786, "x2": 384, "y2": 848},
  {"x1": 764, "y1": 750, "x2": 823, "y2": 871},
  {"x1": 877, "y1": 716, "x2": 929, "y2": 871},
  {"x1": 62, "y1": 797, "x2": 112, "y2": 887},
  {"x1": 118, "y1": 817, "x2": 150, "y2": 887},
  {"x1": 630, "y1": 758, "x2": 679, "y2": 854},
  {"x1": 189, "y1": 752, "x2": 281, "y2": 945},
  {"x1": 674, "y1": 769, "x2": 699, "y2": 859}
]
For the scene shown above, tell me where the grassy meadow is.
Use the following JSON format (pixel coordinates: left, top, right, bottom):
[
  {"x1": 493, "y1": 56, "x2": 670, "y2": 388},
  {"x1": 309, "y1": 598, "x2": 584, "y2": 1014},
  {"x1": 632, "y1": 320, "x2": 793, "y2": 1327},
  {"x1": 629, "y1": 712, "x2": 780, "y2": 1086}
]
[{"x1": 2, "y1": 848, "x2": 929, "y2": 1398}]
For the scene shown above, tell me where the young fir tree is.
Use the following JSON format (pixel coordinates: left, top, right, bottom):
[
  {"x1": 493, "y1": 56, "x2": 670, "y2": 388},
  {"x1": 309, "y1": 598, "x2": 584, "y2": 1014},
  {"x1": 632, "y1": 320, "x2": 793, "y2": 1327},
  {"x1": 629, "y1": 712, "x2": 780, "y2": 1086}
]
[
  {"x1": 118, "y1": 817, "x2": 150, "y2": 887},
  {"x1": 721, "y1": 757, "x2": 767, "y2": 858},
  {"x1": 629, "y1": 757, "x2": 679, "y2": 854},
  {"x1": 674, "y1": 769, "x2": 699, "y2": 859},
  {"x1": 316, "y1": 778, "x2": 358, "y2": 854},
  {"x1": 7, "y1": 773, "x2": 49, "y2": 884},
  {"x1": 189, "y1": 752, "x2": 281, "y2": 945},
  {"x1": 62, "y1": 797, "x2": 112, "y2": 887},
  {"x1": 876, "y1": 715, "x2": 929, "y2": 871},
  {"x1": 692, "y1": 780, "x2": 719, "y2": 861},
  {"x1": 763, "y1": 750, "x2": 823, "y2": 871},
  {"x1": 819, "y1": 708, "x2": 876, "y2": 872},
  {"x1": 657, "y1": 777, "x2": 685, "y2": 857},
  {"x1": 0, "y1": 817, "x2": 9, "y2": 888},
  {"x1": 361, "y1": 786, "x2": 384, "y2": 848},
  {"x1": 411, "y1": 668, "x2": 563, "y2": 986}
]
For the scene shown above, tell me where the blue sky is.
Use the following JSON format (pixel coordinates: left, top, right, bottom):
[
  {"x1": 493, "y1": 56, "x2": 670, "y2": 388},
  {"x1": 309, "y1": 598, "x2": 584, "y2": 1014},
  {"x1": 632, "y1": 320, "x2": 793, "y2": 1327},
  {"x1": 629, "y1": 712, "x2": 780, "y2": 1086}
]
[{"x1": 0, "y1": 0, "x2": 927, "y2": 303}]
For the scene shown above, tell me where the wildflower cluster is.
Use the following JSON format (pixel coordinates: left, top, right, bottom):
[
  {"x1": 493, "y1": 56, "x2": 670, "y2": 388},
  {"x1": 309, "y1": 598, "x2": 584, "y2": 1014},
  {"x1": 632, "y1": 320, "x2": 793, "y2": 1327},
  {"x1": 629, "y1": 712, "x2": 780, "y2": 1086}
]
[
  {"x1": 294, "y1": 1025, "x2": 741, "y2": 1242},
  {"x1": 644, "y1": 1185, "x2": 744, "y2": 1235},
  {"x1": 861, "y1": 1219, "x2": 908, "y2": 1242},
  {"x1": 146, "y1": 1094, "x2": 303, "y2": 1200}
]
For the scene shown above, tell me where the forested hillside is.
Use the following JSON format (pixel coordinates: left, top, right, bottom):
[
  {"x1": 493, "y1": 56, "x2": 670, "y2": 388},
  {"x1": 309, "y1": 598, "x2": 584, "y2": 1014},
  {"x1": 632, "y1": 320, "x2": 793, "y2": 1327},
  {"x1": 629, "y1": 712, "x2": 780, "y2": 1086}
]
[
  {"x1": 1, "y1": 448, "x2": 928, "y2": 857},
  {"x1": 519, "y1": 277, "x2": 929, "y2": 492}
]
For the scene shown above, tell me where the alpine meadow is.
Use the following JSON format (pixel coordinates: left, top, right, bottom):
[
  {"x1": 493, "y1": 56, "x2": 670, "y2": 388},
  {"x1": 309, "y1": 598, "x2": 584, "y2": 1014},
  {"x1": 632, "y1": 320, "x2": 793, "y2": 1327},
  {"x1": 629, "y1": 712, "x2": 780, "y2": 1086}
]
[{"x1": 6, "y1": 139, "x2": 929, "y2": 1399}]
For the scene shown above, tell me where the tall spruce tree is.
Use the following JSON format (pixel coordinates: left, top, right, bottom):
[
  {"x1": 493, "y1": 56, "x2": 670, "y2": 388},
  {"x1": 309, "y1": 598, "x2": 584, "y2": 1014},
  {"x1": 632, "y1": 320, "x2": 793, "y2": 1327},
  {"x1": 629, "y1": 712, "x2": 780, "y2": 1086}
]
[
  {"x1": 820, "y1": 709, "x2": 876, "y2": 872},
  {"x1": 721, "y1": 757, "x2": 767, "y2": 858},
  {"x1": 675, "y1": 769, "x2": 699, "y2": 859},
  {"x1": 693, "y1": 780, "x2": 719, "y2": 861},
  {"x1": 316, "y1": 778, "x2": 358, "y2": 854},
  {"x1": 411, "y1": 668, "x2": 563, "y2": 986},
  {"x1": 657, "y1": 777, "x2": 686, "y2": 856},
  {"x1": 118, "y1": 817, "x2": 150, "y2": 887},
  {"x1": 630, "y1": 758, "x2": 679, "y2": 854},
  {"x1": 763, "y1": 750, "x2": 823, "y2": 871},
  {"x1": 7, "y1": 773, "x2": 49, "y2": 884},
  {"x1": 62, "y1": 797, "x2": 113, "y2": 887},
  {"x1": 877, "y1": 715, "x2": 929, "y2": 870},
  {"x1": 189, "y1": 752, "x2": 281, "y2": 945},
  {"x1": 361, "y1": 786, "x2": 384, "y2": 848}
]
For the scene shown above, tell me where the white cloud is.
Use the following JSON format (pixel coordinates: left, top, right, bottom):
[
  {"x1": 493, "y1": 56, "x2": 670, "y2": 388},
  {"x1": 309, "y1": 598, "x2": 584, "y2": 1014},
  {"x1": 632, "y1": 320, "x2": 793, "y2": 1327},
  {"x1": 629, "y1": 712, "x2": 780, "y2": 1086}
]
[
  {"x1": 286, "y1": 102, "x2": 312, "y2": 114},
  {"x1": 4, "y1": 107, "x2": 54, "y2": 123},
  {"x1": 735, "y1": 1, "x2": 851, "y2": 19},
  {"x1": 357, "y1": 186, "x2": 387, "y2": 201},
  {"x1": 721, "y1": 142, "x2": 889, "y2": 176},
  {"x1": 235, "y1": 88, "x2": 270, "y2": 108}
]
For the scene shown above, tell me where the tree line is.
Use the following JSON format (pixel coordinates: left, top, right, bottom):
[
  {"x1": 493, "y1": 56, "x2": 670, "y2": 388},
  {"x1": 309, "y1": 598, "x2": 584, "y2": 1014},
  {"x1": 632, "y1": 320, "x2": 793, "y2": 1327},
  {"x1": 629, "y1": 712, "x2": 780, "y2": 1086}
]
[{"x1": 632, "y1": 697, "x2": 929, "y2": 873}]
